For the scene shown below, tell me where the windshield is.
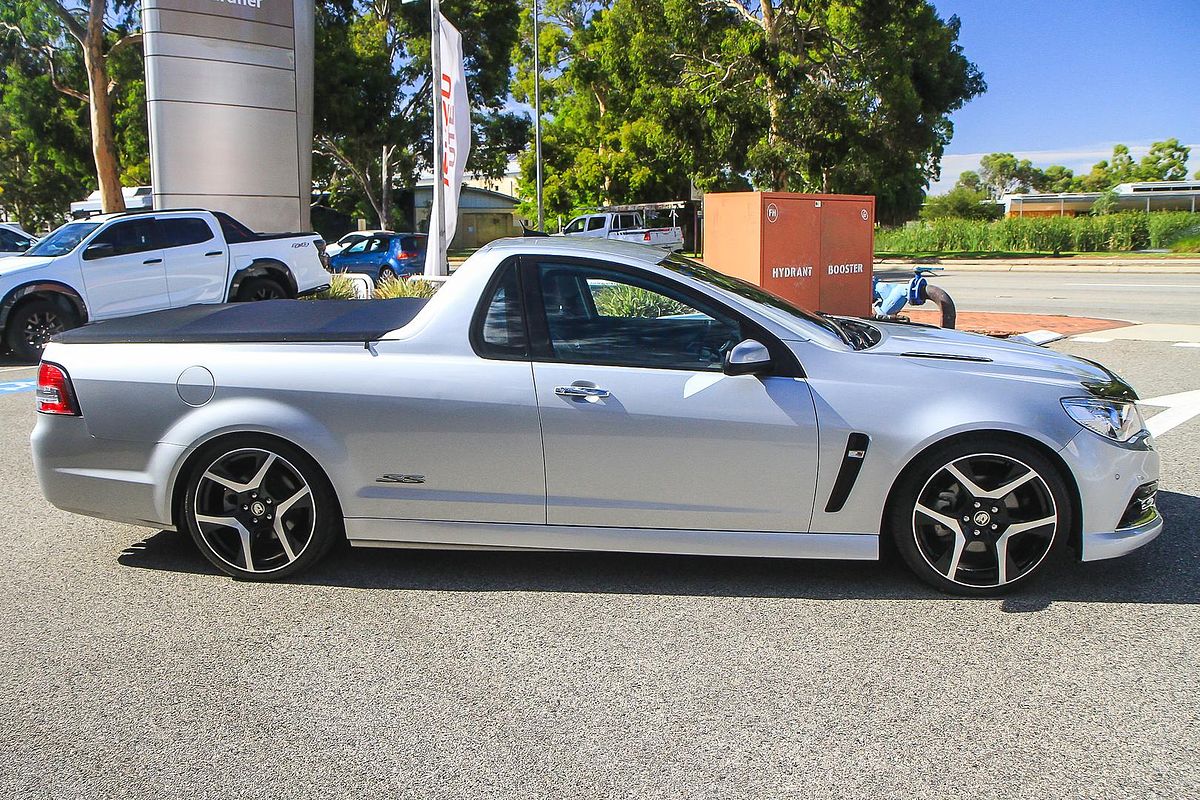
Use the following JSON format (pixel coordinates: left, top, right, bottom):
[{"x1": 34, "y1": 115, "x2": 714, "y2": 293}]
[
  {"x1": 660, "y1": 253, "x2": 849, "y2": 343},
  {"x1": 23, "y1": 222, "x2": 101, "y2": 257}
]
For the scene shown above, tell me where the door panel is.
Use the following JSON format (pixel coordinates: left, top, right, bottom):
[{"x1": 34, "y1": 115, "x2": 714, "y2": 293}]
[
  {"x1": 79, "y1": 219, "x2": 168, "y2": 319},
  {"x1": 533, "y1": 363, "x2": 818, "y2": 531},
  {"x1": 160, "y1": 216, "x2": 226, "y2": 306}
]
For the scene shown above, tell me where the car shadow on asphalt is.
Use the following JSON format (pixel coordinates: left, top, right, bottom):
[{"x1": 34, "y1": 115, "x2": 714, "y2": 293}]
[{"x1": 118, "y1": 490, "x2": 1199, "y2": 610}]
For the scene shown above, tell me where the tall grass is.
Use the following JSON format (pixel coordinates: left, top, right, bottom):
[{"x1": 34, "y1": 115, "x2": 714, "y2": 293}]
[{"x1": 876, "y1": 211, "x2": 1199, "y2": 254}]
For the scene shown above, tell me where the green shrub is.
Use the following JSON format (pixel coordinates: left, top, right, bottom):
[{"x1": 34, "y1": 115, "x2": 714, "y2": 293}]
[
  {"x1": 876, "y1": 211, "x2": 1199, "y2": 254},
  {"x1": 591, "y1": 283, "x2": 692, "y2": 318},
  {"x1": 301, "y1": 273, "x2": 358, "y2": 300},
  {"x1": 374, "y1": 276, "x2": 440, "y2": 299}
]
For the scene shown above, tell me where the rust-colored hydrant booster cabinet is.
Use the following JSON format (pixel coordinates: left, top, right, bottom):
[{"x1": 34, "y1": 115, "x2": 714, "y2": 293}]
[{"x1": 702, "y1": 192, "x2": 875, "y2": 317}]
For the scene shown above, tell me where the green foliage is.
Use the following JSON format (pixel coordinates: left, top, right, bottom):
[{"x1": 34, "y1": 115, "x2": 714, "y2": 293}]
[
  {"x1": 591, "y1": 283, "x2": 691, "y2": 318},
  {"x1": 876, "y1": 212, "x2": 1200, "y2": 254},
  {"x1": 1168, "y1": 233, "x2": 1200, "y2": 253},
  {"x1": 920, "y1": 186, "x2": 1002, "y2": 221},
  {"x1": 373, "y1": 276, "x2": 440, "y2": 299},
  {"x1": 515, "y1": 1, "x2": 984, "y2": 225},
  {"x1": 968, "y1": 139, "x2": 1194, "y2": 198},
  {"x1": 0, "y1": 1, "x2": 147, "y2": 227},
  {"x1": 1090, "y1": 188, "x2": 1119, "y2": 216},
  {"x1": 314, "y1": 0, "x2": 526, "y2": 228},
  {"x1": 302, "y1": 273, "x2": 359, "y2": 300}
]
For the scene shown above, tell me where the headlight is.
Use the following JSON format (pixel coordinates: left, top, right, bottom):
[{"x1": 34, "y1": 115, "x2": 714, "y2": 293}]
[{"x1": 1061, "y1": 397, "x2": 1146, "y2": 442}]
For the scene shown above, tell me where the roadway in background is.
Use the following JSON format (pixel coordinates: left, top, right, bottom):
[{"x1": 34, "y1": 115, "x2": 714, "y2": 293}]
[{"x1": 874, "y1": 270, "x2": 1200, "y2": 325}]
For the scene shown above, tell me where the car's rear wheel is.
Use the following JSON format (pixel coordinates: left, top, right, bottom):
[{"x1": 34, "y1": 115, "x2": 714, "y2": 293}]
[
  {"x1": 181, "y1": 437, "x2": 341, "y2": 580},
  {"x1": 378, "y1": 266, "x2": 398, "y2": 282},
  {"x1": 5, "y1": 298, "x2": 78, "y2": 361},
  {"x1": 890, "y1": 438, "x2": 1071, "y2": 595},
  {"x1": 237, "y1": 276, "x2": 288, "y2": 302}
]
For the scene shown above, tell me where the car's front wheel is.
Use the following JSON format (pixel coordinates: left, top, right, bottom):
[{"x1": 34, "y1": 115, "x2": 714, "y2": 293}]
[
  {"x1": 890, "y1": 438, "x2": 1071, "y2": 595},
  {"x1": 181, "y1": 437, "x2": 341, "y2": 580},
  {"x1": 5, "y1": 298, "x2": 78, "y2": 361}
]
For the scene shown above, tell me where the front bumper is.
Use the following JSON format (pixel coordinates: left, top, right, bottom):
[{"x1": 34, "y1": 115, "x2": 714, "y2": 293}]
[{"x1": 1058, "y1": 429, "x2": 1163, "y2": 562}]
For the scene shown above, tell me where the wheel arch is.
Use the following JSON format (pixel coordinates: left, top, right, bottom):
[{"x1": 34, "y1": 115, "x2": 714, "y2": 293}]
[
  {"x1": 0, "y1": 281, "x2": 89, "y2": 333},
  {"x1": 168, "y1": 429, "x2": 344, "y2": 532},
  {"x1": 227, "y1": 259, "x2": 297, "y2": 300},
  {"x1": 881, "y1": 429, "x2": 1083, "y2": 555}
]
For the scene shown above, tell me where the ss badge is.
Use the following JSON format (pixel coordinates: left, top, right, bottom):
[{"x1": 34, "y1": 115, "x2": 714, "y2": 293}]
[{"x1": 376, "y1": 474, "x2": 426, "y2": 484}]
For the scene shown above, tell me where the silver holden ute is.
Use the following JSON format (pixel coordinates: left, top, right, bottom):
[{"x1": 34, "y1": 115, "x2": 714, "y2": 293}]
[{"x1": 30, "y1": 238, "x2": 1162, "y2": 595}]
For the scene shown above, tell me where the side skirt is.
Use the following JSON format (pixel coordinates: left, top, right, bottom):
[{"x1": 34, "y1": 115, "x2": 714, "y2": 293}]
[{"x1": 345, "y1": 518, "x2": 879, "y2": 561}]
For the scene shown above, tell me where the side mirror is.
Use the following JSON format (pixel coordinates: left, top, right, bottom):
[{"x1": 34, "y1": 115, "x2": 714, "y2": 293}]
[
  {"x1": 83, "y1": 242, "x2": 115, "y2": 260},
  {"x1": 724, "y1": 338, "x2": 773, "y2": 376}
]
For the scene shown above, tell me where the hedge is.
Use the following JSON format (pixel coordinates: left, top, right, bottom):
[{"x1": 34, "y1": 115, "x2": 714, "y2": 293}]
[{"x1": 876, "y1": 211, "x2": 1200, "y2": 254}]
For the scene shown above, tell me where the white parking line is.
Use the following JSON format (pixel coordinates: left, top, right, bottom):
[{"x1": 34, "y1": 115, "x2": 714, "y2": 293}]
[
  {"x1": 0, "y1": 366, "x2": 34, "y2": 374},
  {"x1": 1175, "y1": 342, "x2": 1200, "y2": 348},
  {"x1": 1140, "y1": 389, "x2": 1200, "y2": 437}
]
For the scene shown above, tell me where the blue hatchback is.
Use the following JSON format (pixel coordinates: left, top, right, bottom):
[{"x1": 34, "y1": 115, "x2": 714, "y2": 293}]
[{"x1": 328, "y1": 232, "x2": 427, "y2": 281}]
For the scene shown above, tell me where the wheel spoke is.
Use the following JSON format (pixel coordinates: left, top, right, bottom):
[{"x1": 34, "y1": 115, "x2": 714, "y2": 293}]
[
  {"x1": 195, "y1": 514, "x2": 256, "y2": 572},
  {"x1": 272, "y1": 486, "x2": 310, "y2": 562},
  {"x1": 247, "y1": 453, "x2": 277, "y2": 493},
  {"x1": 1002, "y1": 516, "x2": 1056, "y2": 537},
  {"x1": 914, "y1": 503, "x2": 962, "y2": 534},
  {"x1": 945, "y1": 462, "x2": 988, "y2": 499},
  {"x1": 980, "y1": 470, "x2": 1036, "y2": 501},
  {"x1": 201, "y1": 470, "x2": 247, "y2": 493}
]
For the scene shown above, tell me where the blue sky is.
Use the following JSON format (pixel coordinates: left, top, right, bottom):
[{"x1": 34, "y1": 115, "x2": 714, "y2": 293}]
[{"x1": 927, "y1": 0, "x2": 1200, "y2": 192}]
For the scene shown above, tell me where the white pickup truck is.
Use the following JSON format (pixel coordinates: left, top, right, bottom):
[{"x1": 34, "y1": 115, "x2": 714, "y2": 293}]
[
  {"x1": 558, "y1": 211, "x2": 684, "y2": 251},
  {"x1": 0, "y1": 209, "x2": 330, "y2": 359}
]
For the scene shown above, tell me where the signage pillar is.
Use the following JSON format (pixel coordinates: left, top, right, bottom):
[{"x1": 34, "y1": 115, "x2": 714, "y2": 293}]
[{"x1": 142, "y1": 0, "x2": 315, "y2": 232}]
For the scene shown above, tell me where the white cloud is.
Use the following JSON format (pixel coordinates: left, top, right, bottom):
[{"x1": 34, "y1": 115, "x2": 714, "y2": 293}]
[{"x1": 929, "y1": 141, "x2": 1200, "y2": 194}]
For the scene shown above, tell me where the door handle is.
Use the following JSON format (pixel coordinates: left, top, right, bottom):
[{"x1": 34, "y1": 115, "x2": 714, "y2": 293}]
[
  {"x1": 143, "y1": 258, "x2": 163, "y2": 264},
  {"x1": 555, "y1": 385, "x2": 610, "y2": 399},
  {"x1": 205, "y1": 251, "x2": 224, "y2": 257}
]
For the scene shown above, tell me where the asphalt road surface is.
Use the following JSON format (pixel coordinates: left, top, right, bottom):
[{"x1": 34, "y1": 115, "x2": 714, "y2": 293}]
[
  {"x1": 875, "y1": 270, "x2": 1200, "y2": 325},
  {"x1": 0, "y1": 339, "x2": 1197, "y2": 798}
]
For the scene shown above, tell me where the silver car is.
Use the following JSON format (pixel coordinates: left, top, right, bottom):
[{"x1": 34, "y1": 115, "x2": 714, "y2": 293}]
[{"x1": 31, "y1": 238, "x2": 1162, "y2": 594}]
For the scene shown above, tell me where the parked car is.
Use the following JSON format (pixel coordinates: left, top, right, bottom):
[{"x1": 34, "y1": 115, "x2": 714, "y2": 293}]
[
  {"x1": 0, "y1": 209, "x2": 330, "y2": 360},
  {"x1": 0, "y1": 223, "x2": 37, "y2": 254},
  {"x1": 324, "y1": 229, "x2": 392, "y2": 257},
  {"x1": 31, "y1": 237, "x2": 1161, "y2": 594},
  {"x1": 557, "y1": 211, "x2": 683, "y2": 250},
  {"x1": 328, "y1": 232, "x2": 427, "y2": 281}
]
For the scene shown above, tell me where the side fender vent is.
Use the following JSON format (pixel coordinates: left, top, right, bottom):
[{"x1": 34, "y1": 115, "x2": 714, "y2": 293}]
[{"x1": 824, "y1": 433, "x2": 871, "y2": 513}]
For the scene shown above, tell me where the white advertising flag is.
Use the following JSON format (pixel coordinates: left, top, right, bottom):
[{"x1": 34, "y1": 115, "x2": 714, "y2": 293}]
[{"x1": 425, "y1": 13, "x2": 471, "y2": 275}]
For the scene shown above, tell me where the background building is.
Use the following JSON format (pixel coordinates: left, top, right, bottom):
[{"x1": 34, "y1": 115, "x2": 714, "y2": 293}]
[{"x1": 1003, "y1": 181, "x2": 1200, "y2": 217}]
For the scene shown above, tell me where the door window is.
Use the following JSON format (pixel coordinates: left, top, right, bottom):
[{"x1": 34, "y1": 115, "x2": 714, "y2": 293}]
[
  {"x1": 472, "y1": 261, "x2": 528, "y2": 358},
  {"x1": 535, "y1": 262, "x2": 743, "y2": 371},
  {"x1": 365, "y1": 236, "x2": 389, "y2": 253},
  {"x1": 563, "y1": 217, "x2": 586, "y2": 234},
  {"x1": 586, "y1": 216, "x2": 606, "y2": 231},
  {"x1": 343, "y1": 238, "x2": 370, "y2": 255},
  {"x1": 158, "y1": 217, "x2": 214, "y2": 248},
  {"x1": 0, "y1": 229, "x2": 30, "y2": 251},
  {"x1": 84, "y1": 220, "x2": 158, "y2": 259}
]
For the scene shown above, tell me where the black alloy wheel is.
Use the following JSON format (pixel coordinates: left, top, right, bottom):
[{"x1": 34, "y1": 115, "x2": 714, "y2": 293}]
[{"x1": 891, "y1": 439, "x2": 1070, "y2": 595}]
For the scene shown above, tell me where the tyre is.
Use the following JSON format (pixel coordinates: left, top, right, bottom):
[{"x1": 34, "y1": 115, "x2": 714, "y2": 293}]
[
  {"x1": 236, "y1": 276, "x2": 288, "y2": 302},
  {"x1": 4, "y1": 298, "x2": 78, "y2": 361},
  {"x1": 889, "y1": 438, "x2": 1071, "y2": 595},
  {"x1": 181, "y1": 436, "x2": 342, "y2": 580},
  {"x1": 378, "y1": 266, "x2": 398, "y2": 281}
]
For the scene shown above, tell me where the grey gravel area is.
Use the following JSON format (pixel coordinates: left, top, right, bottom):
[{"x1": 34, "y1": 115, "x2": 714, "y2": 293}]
[{"x1": 0, "y1": 339, "x2": 1197, "y2": 799}]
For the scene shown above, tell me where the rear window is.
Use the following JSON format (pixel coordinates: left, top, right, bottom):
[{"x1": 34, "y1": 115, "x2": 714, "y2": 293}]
[
  {"x1": 159, "y1": 217, "x2": 215, "y2": 248},
  {"x1": 213, "y1": 212, "x2": 257, "y2": 243}
]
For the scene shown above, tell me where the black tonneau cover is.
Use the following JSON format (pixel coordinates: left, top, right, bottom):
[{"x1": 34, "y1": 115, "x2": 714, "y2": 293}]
[{"x1": 55, "y1": 299, "x2": 428, "y2": 345}]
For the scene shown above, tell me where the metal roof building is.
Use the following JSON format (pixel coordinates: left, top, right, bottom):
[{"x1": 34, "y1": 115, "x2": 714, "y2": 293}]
[{"x1": 1003, "y1": 181, "x2": 1200, "y2": 217}]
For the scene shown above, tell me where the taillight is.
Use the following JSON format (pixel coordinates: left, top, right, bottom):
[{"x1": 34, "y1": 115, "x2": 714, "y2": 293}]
[
  {"x1": 643, "y1": 232, "x2": 651, "y2": 241},
  {"x1": 397, "y1": 251, "x2": 416, "y2": 259},
  {"x1": 37, "y1": 362, "x2": 80, "y2": 416}
]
